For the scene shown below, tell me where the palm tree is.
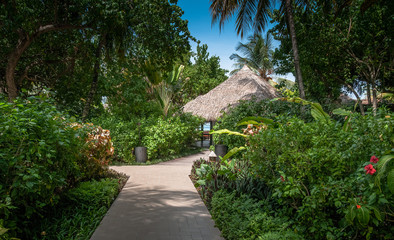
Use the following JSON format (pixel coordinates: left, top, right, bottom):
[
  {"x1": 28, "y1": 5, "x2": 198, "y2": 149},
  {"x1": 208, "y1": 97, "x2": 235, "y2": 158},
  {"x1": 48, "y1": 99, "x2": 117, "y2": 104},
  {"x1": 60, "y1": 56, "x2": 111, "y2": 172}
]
[
  {"x1": 230, "y1": 32, "x2": 273, "y2": 80},
  {"x1": 142, "y1": 61, "x2": 185, "y2": 117},
  {"x1": 210, "y1": 0, "x2": 306, "y2": 99}
]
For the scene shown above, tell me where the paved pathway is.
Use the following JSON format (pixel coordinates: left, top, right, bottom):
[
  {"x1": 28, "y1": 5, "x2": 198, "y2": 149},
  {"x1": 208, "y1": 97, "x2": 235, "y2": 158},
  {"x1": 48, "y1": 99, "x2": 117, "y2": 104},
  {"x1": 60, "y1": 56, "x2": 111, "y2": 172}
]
[{"x1": 90, "y1": 151, "x2": 223, "y2": 240}]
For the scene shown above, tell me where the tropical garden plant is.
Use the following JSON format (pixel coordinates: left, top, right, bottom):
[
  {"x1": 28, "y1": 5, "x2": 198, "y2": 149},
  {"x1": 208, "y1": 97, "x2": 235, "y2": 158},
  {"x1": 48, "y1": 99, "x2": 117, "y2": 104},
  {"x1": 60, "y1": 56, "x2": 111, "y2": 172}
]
[
  {"x1": 193, "y1": 97, "x2": 393, "y2": 239},
  {"x1": 230, "y1": 32, "x2": 274, "y2": 79}
]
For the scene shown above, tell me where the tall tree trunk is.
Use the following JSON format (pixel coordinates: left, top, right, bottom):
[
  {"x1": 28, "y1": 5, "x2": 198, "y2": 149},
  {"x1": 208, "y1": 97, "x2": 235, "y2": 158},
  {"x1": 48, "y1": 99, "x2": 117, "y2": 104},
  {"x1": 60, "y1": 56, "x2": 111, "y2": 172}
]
[
  {"x1": 346, "y1": 83, "x2": 365, "y2": 115},
  {"x1": 371, "y1": 80, "x2": 377, "y2": 116},
  {"x1": 5, "y1": 24, "x2": 88, "y2": 101},
  {"x1": 366, "y1": 83, "x2": 371, "y2": 105},
  {"x1": 6, "y1": 35, "x2": 33, "y2": 101},
  {"x1": 284, "y1": 0, "x2": 305, "y2": 99},
  {"x1": 82, "y1": 36, "x2": 105, "y2": 121}
]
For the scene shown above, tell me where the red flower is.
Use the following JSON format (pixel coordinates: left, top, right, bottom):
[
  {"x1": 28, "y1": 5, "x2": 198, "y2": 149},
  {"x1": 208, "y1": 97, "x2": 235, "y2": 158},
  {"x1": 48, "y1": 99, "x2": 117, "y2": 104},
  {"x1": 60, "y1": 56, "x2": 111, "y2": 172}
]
[
  {"x1": 364, "y1": 164, "x2": 376, "y2": 175},
  {"x1": 357, "y1": 205, "x2": 361, "y2": 209},
  {"x1": 280, "y1": 176, "x2": 285, "y2": 182},
  {"x1": 370, "y1": 155, "x2": 379, "y2": 163}
]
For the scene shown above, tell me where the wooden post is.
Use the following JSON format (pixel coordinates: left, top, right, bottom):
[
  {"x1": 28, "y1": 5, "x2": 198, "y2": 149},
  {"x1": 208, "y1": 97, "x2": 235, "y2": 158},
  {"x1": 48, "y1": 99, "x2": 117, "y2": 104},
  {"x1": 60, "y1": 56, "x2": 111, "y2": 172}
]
[
  {"x1": 200, "y1": 123, "x2": 203, "y2": 148},
  {"x1": 209, "y1": 121, "x2": 213, "y2": 146}
]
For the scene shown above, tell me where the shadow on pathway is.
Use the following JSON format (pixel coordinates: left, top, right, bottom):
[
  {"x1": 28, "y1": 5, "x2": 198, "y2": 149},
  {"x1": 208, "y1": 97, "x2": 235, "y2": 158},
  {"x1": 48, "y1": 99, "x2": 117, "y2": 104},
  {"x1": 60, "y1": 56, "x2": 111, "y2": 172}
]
[{"x1": 90, "y1": 151, "x2": 223, "y2": 240}]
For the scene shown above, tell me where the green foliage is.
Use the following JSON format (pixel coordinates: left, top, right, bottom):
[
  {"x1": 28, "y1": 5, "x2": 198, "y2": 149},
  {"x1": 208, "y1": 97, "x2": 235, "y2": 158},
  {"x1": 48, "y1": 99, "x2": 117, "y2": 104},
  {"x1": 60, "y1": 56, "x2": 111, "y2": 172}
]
[
  {"x1": 274, "y1": 97, "x2": 331, "y2": 123},
  {"x1": 230, "y1": 32, "x2": 274, "y2": 79},
  {"x1": 1, "y1": 0, "x2": 192, "y2": 114},
  {"x1": 271, "y1": 0, "x2": 393, "y2": 101},
  {"x1": 246, "y1": 113, "x2": 393, "y2": 239},
  {"x1": 64, "y1": 178, "x2": 118, "y2": 208},
  {"x1": 144, "y1": 115, "x2": 202, "y2": 159},
  {"x1": 211, "y1": 190, "x2": 303, "y2": 240},
  {"x1": 180, "y1": 44, "x2": 228, "y2": 104},
  {"x1": 31, "y1": 178, "x2": 119, "y2": 240},
  {"x1": 213, "y1": 98, "x2": 313, "y2": 149},
  {"x1": 0, "y1": 96, "x2": 114, "y2": 238},
  {"x1": 190, "y1": 157, "x2": 271, "y2": 208},
  {"x1": 0, "y1": 97, "x2": 86, "y2": 236},
  {"x1": 94, "y1": 113, "x2": 203, "y2": 162},
  {"x1": 200, "y1": 98, "x2": 393, "y2": 239}
]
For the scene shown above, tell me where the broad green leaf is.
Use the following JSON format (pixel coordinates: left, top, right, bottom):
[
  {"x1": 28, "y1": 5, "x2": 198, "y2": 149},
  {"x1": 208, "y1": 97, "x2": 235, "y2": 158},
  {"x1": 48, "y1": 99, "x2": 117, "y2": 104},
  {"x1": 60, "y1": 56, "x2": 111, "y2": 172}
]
[
  {"x1": 376, "y1": 154, "x2": 393, "y2": 180},
  {"x1": 346, "y1": 206, "x2": 356, "y2": 224},
  {"x1": 196, "y1": 179, "x2": 206, "y2": 186},
  {"x1": 357, "y1": 207, "x2": 370, "y2": 226},
  {"x1": 372, "y1": 207, "x2": 382, "y2": 222},
  {"x1": 221, "y1": 146, "x2": 246, "y2": 161},
  {"x1": 209, "y1": 129, "x2": 247, "y2": 138},
  {"x1": 310, "y1": 102, "x2": 331, "y2": 123},
  {"x1": 237, "y1": 116, "x2": 274, "y2": 126},
  {"x1": 343, "y1": 116, "x2": 351, "y2": 131},
  {"x1": 387, "y1": 169, "x2": 394, "y2": 194},
  {"x1": 332, "y1": 108, "x2": 352, "y2": 116},
  {"x1": 0, "y1": 226, "x2": 8, "y2": 235},
  {"x1": 236, "y1": 120, "x2": 260, "y2": 126},
  {"x1": 273, "y1": 97, "x2": 331, "y2": 123}
]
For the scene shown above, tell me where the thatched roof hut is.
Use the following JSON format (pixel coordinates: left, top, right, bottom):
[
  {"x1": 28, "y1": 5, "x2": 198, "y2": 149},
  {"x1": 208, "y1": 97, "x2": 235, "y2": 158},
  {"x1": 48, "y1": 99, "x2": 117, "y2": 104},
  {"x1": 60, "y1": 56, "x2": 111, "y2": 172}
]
[{"x1": 183, "y1": 65, "x2": 279, "y2": 121}]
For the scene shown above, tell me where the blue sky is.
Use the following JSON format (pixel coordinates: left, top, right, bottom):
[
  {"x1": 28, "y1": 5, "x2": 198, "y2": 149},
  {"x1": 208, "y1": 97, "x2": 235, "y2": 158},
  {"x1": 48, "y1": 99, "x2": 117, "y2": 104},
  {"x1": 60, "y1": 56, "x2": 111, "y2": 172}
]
[{"x1": 177, "y1": 1, "x2": 295, "y2": 81}]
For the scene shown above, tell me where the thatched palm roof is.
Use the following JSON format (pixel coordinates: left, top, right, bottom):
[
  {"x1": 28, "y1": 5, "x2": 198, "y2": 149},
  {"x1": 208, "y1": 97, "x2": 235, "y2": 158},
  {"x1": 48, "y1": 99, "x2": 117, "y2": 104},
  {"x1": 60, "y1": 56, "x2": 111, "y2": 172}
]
[{"x1": 183, "y1": 65, "x2": 279, "y2": 121}]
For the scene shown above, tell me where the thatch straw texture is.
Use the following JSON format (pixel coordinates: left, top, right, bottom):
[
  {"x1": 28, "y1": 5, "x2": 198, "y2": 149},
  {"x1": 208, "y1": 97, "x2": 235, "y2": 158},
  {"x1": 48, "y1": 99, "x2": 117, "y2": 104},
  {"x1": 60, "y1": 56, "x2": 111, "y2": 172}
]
[{"x1": 183, "y1": 65, "x2": 279, "y2": 121}]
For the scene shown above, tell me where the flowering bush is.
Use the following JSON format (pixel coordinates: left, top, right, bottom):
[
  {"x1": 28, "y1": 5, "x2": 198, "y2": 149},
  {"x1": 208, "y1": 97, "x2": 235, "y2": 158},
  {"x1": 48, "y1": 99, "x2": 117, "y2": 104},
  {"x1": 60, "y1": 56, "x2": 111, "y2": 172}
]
[
  {"x1": 0, "y1": 97, "x2": 116, "y2": 239},
  {"x1": 246, "y1": 112, "x2": 393, "y2": 239},
  {"x1": 205, "y1": 106, "x2": 392, "y2": 239},
  {"x1": 73, "y1": 123, "x2": 114, "y2": 179}
]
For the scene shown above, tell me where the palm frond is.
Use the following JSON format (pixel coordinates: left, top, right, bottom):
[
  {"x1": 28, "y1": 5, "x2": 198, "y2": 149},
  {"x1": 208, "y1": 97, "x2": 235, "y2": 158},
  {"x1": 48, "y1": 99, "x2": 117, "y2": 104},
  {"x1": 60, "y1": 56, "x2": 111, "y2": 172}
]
[
  {"x1": 236, "y1": 0, "x2": 257, "y2": 38},
  {"x1": 210, "y1": 0, "x2": 240, "y2": 32}
]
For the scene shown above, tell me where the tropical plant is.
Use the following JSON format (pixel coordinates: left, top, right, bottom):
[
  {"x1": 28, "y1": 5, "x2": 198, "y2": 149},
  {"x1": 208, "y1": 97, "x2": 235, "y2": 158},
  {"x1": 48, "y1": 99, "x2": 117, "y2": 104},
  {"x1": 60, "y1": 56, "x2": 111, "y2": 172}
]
[
  {"x1": 210, "y1": 0, "x2": 306, "y2": 99},
  {"x1": 230, "y1": 32, "x2": 274, "y2": 79},
  {"x1": 143, "y1": 62, "x2": 185, "y2": 117},
  {"x1": 154, "y1": 65, "x2": 185, "y2": 117}
]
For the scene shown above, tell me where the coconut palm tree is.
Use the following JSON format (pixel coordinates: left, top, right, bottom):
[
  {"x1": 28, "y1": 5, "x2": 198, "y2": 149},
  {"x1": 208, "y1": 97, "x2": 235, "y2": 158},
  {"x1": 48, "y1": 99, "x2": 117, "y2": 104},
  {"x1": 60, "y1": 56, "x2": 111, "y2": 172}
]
[
  {"x1": 230, "y1": 32, "x2": 273, "y2": 80},
  {"x1": 210, "y1": 0, "x2": 306, "y2": 99}
]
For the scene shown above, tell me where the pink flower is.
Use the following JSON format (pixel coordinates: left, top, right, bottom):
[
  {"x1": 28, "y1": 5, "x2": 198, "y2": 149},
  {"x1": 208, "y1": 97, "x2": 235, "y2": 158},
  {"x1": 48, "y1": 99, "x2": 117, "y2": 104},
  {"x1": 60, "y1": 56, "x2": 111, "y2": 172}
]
[
  {"x1": 370, "y1": 155, "x2": 379, "y2": 163},
  {"x1": 364, "y1": 164, "x2": 376, "y2": 175}
]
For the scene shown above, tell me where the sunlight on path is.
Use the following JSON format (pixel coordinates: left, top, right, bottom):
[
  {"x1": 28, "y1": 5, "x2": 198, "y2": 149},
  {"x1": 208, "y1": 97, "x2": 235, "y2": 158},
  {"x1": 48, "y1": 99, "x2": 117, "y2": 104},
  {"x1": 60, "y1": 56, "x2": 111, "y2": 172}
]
[{"x1": 90, "y1": 151, "x2": 223, "y2": 240}]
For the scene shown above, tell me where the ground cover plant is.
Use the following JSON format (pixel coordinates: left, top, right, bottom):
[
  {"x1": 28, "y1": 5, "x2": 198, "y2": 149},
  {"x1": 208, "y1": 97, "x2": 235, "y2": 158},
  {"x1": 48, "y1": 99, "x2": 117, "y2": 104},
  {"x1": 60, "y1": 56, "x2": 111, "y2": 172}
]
[{"x1": 192, "y1": 100, "x2": 393, "y2": 239}]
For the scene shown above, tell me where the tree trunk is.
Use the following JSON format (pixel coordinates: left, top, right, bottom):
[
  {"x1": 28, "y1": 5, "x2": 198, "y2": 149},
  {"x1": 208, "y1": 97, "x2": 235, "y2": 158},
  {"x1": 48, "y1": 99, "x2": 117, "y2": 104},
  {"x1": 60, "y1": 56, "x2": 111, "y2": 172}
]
[
  {"x1": 284, "y1": 0, "x2": 305, "y2": 99},
  {"x1": 5, "y1": 24, "x2": 88, "y2": 101},
  {"x1": 366, "y1": 83, "x2": 371, "y2": 105},
  {"x1": 6, "y1": 36, "x2": 33, "y2": 101},
  {"x1": 347, "y1": 83, "x2": 365, "y2": 115},
  {"x1": 82, "y1": 36, "x2": 105, "y2": 121},
  {"x1": 371, "y1": 80, "x2": 377, "y2": 116}
]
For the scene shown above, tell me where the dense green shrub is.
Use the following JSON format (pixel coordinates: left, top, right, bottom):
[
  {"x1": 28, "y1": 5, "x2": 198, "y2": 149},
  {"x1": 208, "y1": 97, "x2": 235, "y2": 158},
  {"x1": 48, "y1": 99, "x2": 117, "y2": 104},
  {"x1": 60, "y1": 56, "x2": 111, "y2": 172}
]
[
  {"x1": 211, "y1": 190, "x2": 303, "y2": 240},
  {"x1": 245, "y1": 113, "x2": 393, "y2": 239},
  {"x1": 32, "y1": 178, "x2": 120, "y2": 240},
  {"x1": 64, "y1": 179, "x2": 118, "y2": 208},
  {"x1": 144, "y1": 114, "x2": 202, "y2": 159},
  {"x1": 191, "y1": 158, "x2": 271, "y2": 207},
  {"x1": 213, "y1": 99, "x2": 313, "y2": 149},
  {"x1": 198, "y1": 102, "x2": 393, "y2": 239},
  {"x1": 0, "y1": 97, "x2": 86, "y2": 236},
  {"x1": 94, "y1": 113, "x2": 203, "y2": 162},
  {"x1": 0, "y1": 97, "x2": 113, "y2": 238}
]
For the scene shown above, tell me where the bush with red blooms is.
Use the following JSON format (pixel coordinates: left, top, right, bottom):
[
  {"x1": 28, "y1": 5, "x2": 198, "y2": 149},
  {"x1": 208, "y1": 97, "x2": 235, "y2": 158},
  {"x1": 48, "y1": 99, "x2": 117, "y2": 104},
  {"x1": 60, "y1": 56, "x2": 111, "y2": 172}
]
[{"x1": 246, "y1": 112, "x2": 393, "y2": 239}]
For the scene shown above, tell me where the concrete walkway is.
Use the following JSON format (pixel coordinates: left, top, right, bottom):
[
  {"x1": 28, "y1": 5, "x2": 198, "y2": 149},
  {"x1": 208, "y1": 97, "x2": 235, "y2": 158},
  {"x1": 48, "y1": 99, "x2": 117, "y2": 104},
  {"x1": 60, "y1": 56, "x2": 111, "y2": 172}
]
[{"x1": 90, "y1": 151, "x2": 223, "y2": 240}]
